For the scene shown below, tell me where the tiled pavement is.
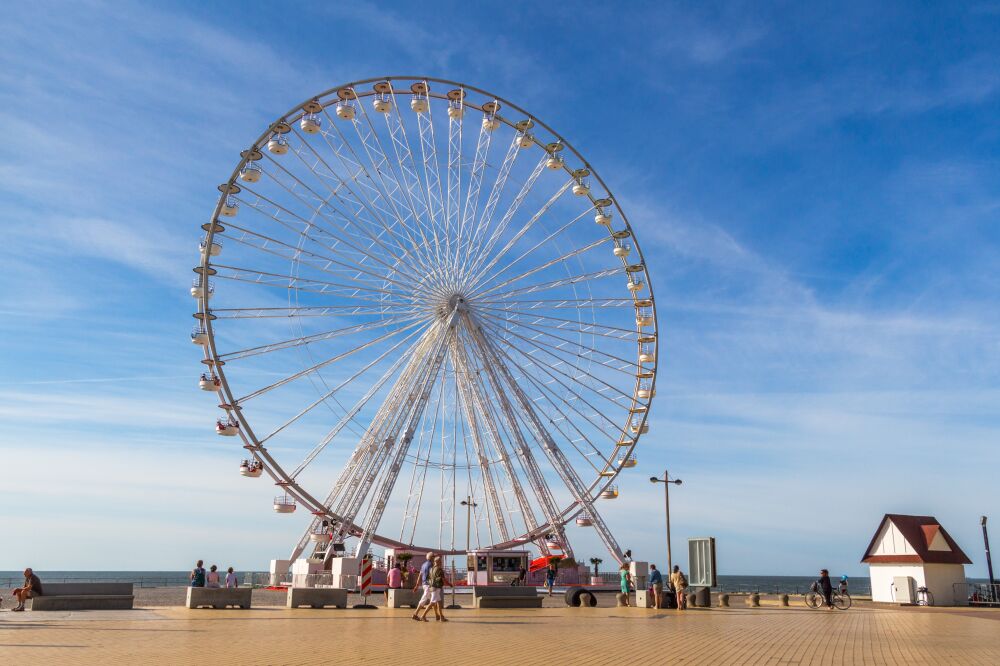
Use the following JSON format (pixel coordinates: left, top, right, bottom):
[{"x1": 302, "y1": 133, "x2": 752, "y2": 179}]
[{"x1": 1, "y1": 602, "x2": 998, "y2": 665}]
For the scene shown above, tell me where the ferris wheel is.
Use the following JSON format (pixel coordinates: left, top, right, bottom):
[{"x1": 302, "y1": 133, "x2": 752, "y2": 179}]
[{"x1": 192, "y1": 77, "x2": 658, "y2": 564}]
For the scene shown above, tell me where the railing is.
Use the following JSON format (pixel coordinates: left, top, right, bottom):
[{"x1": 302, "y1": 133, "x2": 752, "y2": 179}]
[{"x1": 955, "y1": 582, "x2": 1000, "y2": 606}]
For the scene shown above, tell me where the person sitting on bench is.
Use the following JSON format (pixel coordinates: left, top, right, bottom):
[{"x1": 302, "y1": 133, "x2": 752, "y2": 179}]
[{"x1": 12, "y1": 568, "x2": 43, "y2": 612}]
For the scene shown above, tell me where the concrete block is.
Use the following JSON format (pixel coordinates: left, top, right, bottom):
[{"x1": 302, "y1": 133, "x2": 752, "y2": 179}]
[
  {"x1": 30, "y1": 583, "x2": 135, "y2": 611},
  {"x1": 387, "y1": 588, "x2": 421, "y2": 608},
  {"x1": 287, "y1": 587, "x2": 347, "y2": 609},
  {"x1": 186, "y1": 587, "x2": 252, "y2": 609}
]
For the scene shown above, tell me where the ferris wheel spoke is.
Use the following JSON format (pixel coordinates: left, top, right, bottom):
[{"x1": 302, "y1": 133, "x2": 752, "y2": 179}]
[
  {"x1": 381, "y1": 82, "x2": 444, "y2": 276},
  {"x1": 323, "y1": 324, "x2": 450, "y2": 540},
  {"x1": 235, "y1": 318, "x2": 429, "y2": 404},
  {"x1": 400, "y1": 375, "x2": 445, "y2": 544},
  {"x1": 454, "y1": 107, "x2": 496, "y2": 277},
  {"x1": 250, "y1": 153, "x2": 433, "y2": 288},
  {"x1": 479, "y1": 266, "x2": 625, "y2": 302},
  {"x1": 465, "y1": 177, "x2": 573, "y2": 291},
  {"x1": 412, "y1": 91, "x2": 450, "y2": 272},
  {"x1": 463, "y1": 154, "x2": 548, "y2": 281},
  {"x1": 218, "y1": 221, "x2": 420, "y2": 296},
  {"x1": 443, "y1": 97, "x2": 463, "y2": 281},
  {"x1": 466, "y1": 318, "x2": 570, "y2": 554},
  {"x1": 458, "y1": 333, "x2": 541, "y2": 535},
  {"x1": 308, "y1": 111, "x2": 447, "y2": 285},
  {"x1": 348, "y1": 98, "x2": 434, "y2": 268},
  {"x1": 288, "y1": 341, "x2": 419, "y2": 478},
  {"x1": 458, "y1": 133, "x2": 522, "y2": 278},
  {"x1": 475, "y1": 297, "x2": 634, "y2": 310},
  {"x1": 209, "y1": 304, "x2": 422, "y2": 319},
  {"x1": 451, "y1": 335, "x2": 513, "y2": 542},
  {"x1": 475, "y1": 326, "x2": 618, "y2": 470},
  {"x1": 352, "y1": 321, "x2": 455, "y2": 556},
  {"x1": 229, "y1": 191, "x2": 430, "y2": 299},
  {"x1": 477, "y1": 320, "x2": 637, "y2": 408},
  {"x1": 477, "y1": 305, "x2": 637, "y2": 341},
  {"x1": 218, "y1": 311, "x2": 428, "y2": 362},
  {"x1": 470, "y1": 236, "x2": 612, "y2": 301},
  {"x1": 261, "y1": 326, "x2": 425, "y2": 448},
  {"x1": 438, "y1": 370, "x2": 458, "y2": 551},
  {"x1": 244, "y1": 148, "x2": 411, "y2": 273},
  {"x1": 472, "y1": 322, "x2": 623, "y2": 558},
  {"x1": 469, "y1": 204, "x2": 598, "y2": 294},
  {"x1": 480, "y1": 317, "x2": 634, "y2": 420},
  {"x1": 211, "y1": 264, "x2": 402, "y2": 300}
]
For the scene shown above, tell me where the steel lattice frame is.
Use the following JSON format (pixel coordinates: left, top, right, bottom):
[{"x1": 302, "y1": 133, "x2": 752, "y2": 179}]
[{"x1": 193, "y1": 76, "x2": 658, "y2": 564}]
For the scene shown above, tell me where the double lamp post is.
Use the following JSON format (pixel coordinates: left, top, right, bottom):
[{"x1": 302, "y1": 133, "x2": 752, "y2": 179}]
[{"x1": 649, "y1": 469, "x2": 682, "y2": 573}]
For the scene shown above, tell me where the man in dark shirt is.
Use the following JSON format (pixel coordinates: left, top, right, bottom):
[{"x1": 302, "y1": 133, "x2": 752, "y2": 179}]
[
  {"x1": 817, "y1": 569, "x2": 834, "y2": 610},
  {"x1": 12, "y1": 568, "x2": 42, "y2": 611}
]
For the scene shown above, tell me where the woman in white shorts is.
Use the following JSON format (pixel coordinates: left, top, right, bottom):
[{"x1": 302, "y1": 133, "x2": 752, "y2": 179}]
[{"x1": 418, "y1": 556, "x2": 450, "y2": 622}]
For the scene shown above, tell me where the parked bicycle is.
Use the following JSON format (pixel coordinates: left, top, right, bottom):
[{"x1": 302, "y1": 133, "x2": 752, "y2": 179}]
[{"x1": 804, "y1": 582, "x2": 852, "y2": 610}]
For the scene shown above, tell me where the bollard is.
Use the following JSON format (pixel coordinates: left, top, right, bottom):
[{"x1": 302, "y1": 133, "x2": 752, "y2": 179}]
[
  {"x1": 719, "y1": 593, "x2": 730, "y2": 607},
  {"x1": 747, "y1": 593, "x2": 760, "y2": 607},
  {"x1": 616, "y1": 592, "x2": 627, "y2": 607},
  {"x1": 779, "y1": 594, "x2": 789, "y2": 606}
]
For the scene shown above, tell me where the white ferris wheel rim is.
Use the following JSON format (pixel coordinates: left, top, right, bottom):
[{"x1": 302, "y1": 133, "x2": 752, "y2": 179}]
[{"x1": 194, "y1": 76, "x2": 659, "y2": 558}]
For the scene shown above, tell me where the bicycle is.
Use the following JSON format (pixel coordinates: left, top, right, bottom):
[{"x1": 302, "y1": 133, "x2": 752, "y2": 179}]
[{"x1": 804, "y1": 586, "x2": 852, "y2": 610}]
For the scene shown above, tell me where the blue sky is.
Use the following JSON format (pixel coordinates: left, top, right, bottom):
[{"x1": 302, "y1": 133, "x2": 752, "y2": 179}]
[{"x1": 1, "y1": 0, "x2": 998, "y2": 576}]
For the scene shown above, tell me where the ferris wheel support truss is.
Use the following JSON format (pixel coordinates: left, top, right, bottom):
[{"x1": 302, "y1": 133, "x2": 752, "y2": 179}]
[{"x1": 468, "y1": 316, "x2": 623, "y2": 561}]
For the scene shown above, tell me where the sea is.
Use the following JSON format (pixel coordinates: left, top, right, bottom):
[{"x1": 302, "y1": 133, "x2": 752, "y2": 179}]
[{"x1": 3, "y1": 571, "x2": 991, "y2": 596}]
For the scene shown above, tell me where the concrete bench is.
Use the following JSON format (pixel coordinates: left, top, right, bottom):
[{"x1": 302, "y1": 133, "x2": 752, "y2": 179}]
[
  {"x1": 286, "y1": 587, "x2": 348, "y2": 609},
  {"x1": 186, "y1": 586, "x2": 251, "y2": 609},
  {"x1": 473, "y1": 586, "x2": 543, "y2": 609},
  {"x1": 387, "y1": 588, "x2": 422, "y2": 608},
  {"x1": 30, "y1": 583, "x2": 134, "y2": 611}
]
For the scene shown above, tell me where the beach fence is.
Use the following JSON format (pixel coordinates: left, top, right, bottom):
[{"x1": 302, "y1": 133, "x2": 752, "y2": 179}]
[{"x1": 955, "y1": 582, "x2": 1000, "y2": 606}]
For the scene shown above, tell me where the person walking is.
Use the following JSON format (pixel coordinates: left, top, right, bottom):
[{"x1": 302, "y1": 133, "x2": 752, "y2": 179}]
[
  {"x1": 225, "y1": 567, "x2": 238, "y2": 588},
  {"x1": 545, "y1": 561, "x2": 558, "y2": 597},
  {"x1": 514, "y1": 564, "x2": 527, "y2": 586},
  {"x1": 838, "y1": 575, "x2": 849, "y2": 595},
  {"x1": 418, "y1": 556, "x2": 451, "y2": 622},
  {"x1": 11, "y1": 568, "x2": 42, "y2": 612},
  {"x1": 385, "y1": 562, "x2": 403, "y2": 603},
  {"x1": 190, "y1": 560, "x2": 206, "y2": 587},
  {"x1": 619, "y1": 563, "x2": 632, "y2": 607},
  {"x1": 670, "y1": 565, "x2": 688, "y2": 609},
  {"x1": 818, "y1": 569, "x2": 834, "y2": 610},
  {"x1": 649, "y1": 564, "x2": 663, "y2": 609},
  {"x1": 411, "y1": 552, "x2": 435, "y2": 621}
]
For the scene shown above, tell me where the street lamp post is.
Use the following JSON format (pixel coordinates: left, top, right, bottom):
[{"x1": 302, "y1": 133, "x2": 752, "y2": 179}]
[
  {"x1": 460, "y1": 497, "x2": 478, "y2": 553},
  {"x1": 982, "y1": 516, "x2": 995, "y2": 587},
  {"x1": 649, "y1": 470, "x2": 683, "y2": 573}
]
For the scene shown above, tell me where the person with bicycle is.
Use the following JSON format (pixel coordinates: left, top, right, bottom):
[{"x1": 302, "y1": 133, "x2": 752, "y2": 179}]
[{"x1": 817, "y1": 569, "x2": 834, "y2": 610}]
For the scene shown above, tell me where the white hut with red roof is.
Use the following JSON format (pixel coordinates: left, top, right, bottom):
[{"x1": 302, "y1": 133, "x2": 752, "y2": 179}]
[{"x1": 862, "y1": 513, "x2": 972, "y2": 605}]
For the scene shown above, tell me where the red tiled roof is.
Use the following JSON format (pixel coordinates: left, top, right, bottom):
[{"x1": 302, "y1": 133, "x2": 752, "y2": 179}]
[{"x1": 861, "y1": 514, "x2": 972, "y2": 565}]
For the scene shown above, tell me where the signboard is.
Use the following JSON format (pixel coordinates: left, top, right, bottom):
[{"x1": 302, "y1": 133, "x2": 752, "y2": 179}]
[{"x1": 688, "y1": 537, "x2": 717, "y2": 587}]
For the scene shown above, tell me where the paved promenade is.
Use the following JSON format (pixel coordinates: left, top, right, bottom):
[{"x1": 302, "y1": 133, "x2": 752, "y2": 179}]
[{"x1": 1, "y1": 602, "x2": 998, "y2": 665}]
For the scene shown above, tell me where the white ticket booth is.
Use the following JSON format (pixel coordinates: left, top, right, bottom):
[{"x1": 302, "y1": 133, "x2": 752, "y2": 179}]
[{"x1": 466, "y1": 550, "x2": 530, "y2": 586}]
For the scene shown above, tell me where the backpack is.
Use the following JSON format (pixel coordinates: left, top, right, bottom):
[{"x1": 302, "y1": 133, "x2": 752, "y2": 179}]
[
  {"x1": 432, "y1": 567, "x2": 445, "y2": 588},
  {"x1": 678, "y1": 572, "x2": 687, "y2": 587}
]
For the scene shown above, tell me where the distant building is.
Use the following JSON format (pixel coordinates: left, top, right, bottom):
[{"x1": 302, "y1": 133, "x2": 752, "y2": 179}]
[{"x1": 861, "y1": 513, "x2": 971, "y2": 606}]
